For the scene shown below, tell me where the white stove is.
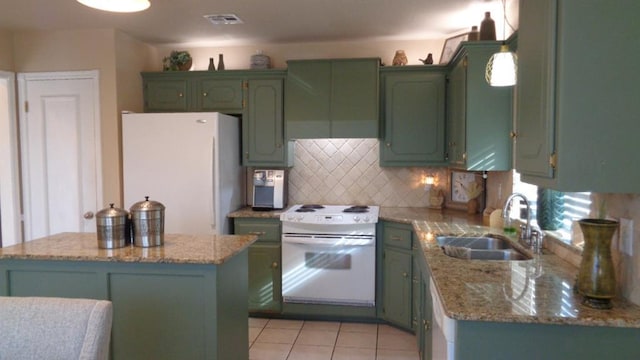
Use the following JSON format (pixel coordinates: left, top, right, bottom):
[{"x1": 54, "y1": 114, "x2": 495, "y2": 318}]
[{"x1": 280, "y1": 204, "x2": 379, "y2": 307}]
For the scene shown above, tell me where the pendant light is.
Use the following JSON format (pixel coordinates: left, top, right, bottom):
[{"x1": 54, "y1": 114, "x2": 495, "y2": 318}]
[
  {"x1": 485, "y1": 0, "x2": 517, "y2": 87},
  {"x1": 77, "y1": 0, "x2": 150, "y2": 13}
]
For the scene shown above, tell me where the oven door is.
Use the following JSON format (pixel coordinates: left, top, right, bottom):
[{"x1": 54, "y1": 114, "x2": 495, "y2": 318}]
[{"x1": 281, "y1": 234, "x2": 375, "y2": 307}]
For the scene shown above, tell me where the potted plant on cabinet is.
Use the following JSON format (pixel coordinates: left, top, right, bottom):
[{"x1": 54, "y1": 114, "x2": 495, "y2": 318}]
[{"x1": 163, "y1": 50, "x2": 192, "y2": 71}]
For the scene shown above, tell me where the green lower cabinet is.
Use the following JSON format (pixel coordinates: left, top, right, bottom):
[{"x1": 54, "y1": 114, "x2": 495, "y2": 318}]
[
  {"x1": 382, "y1": 247, "x2": 413, "y2": 329},
  {"x1": 233, "y1": 218, "x2": 283, "y2": 314},
  {"x1": 248, "y1": 244, "x2": 282, "y2": 313}
]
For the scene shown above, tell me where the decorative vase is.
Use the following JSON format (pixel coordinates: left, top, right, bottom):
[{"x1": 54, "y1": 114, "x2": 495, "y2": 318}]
[
  {"x1": 479, "y1": 11, "x2": 496, "y2": 40},
  {"x1": 468, "y1": 25, "x2": 479, "y2": 41},
  {"x1": 576, "y1": 219, "x2": 618, "y2": 309},
  {"x1": 536, "y1": 188, "x2": 564, "y2": 230},
  {"x1": 392, "y1": 50, "x2": 408, "y2": 66},
  {"x1": 208, "y1": 57, "x2": 216, "y2": 71},
  {"x1": 217, "y1": 54, "x2": 225, "y2": 70},
  {"x1": 467, "y1": 198, "x2": 479, "y2": 214}
]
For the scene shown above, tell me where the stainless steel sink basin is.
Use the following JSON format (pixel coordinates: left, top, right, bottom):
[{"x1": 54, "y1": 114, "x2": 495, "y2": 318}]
[
  {"x1": 437, "y1": 235, "x2": 532, "y2": 261},
  {"x1": 436, "y1": 236, "x2": 514, "y2": 250}
]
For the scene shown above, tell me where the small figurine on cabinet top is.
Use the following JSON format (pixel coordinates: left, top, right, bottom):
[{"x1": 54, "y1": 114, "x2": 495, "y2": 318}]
[{"x1": 392, "y1": 50, "x2": 408, "y2": 66}]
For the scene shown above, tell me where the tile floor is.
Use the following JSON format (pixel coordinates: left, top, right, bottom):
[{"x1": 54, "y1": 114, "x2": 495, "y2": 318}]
[{"x1": 249, "y1": 318, "x2": 420, "y2": 360}]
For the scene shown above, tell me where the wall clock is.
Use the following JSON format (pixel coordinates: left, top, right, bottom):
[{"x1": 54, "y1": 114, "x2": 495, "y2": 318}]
[{"x1": 451, "y1": 171, "x2": 478, "y2": 203}]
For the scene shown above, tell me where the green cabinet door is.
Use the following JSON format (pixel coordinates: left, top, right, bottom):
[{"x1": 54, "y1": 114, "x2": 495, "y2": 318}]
[
  {"x1": 446, "y1": 43, "x2": 513, "y2": 171},
  {"x1": 243, "y1": 78, "x2": 293, "y2": 167},
  {"x1": 285, "y1": 58, "x2": 379, "y2": 139},
  {"x1": 248, "y1": 244, "x2": 282, "y2": 313},
  {"x1": 517, "y1": 0, "x2": 640, "y2": 192},
  {"x1": 380, "y1": 68, "x2": 446, "y2": 166},
  {"x1": 144, "y1": 76, "x2": 190, "y2": 112},
  {"x1": 196, "y1": 78, "x2": 244, "y2": 113},
  {"x1": 233, "y1": 218, "x2": 283, "y2": 314},
  {"x1": 383, "y1": 247, "x2": 413, "y2": 329}
]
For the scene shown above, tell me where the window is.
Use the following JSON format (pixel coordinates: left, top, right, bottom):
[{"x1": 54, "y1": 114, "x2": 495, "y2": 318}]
[{"x1": 512, "y1": 171, "x2": 591, "y2": 247}]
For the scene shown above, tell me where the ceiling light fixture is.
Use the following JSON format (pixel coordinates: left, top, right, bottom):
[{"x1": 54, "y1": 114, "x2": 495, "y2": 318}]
[
  {"x1": 77, "y1": 0, "x2": 150, "y2": 13},
  {"x1": 485, "y1": 0, "x2": 517, "y2": 87}
]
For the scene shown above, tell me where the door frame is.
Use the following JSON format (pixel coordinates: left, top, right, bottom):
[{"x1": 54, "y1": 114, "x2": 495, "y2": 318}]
[
  {"x1": 17, "y1": 70, "x2": 103, "y2": 241},
  {"x1": 0, "y1": 71, "x2": 22, "y2": 246}
]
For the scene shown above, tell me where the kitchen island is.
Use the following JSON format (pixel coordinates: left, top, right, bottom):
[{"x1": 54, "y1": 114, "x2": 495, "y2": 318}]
[{"x1": 0, "y1": 232, "x2": 257, "y2": 360}]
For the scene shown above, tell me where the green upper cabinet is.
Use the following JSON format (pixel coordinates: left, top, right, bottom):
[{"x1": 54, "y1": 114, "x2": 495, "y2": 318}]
[
  {"x1": 142, "y1": 71, "x2": 246, "y2": 113},
  {"x1": 516, "y1": 0, "x2": 640, "y2": 192},
  {"x1": 143, "y1": 75, "x2": 190, "y2": 112},
  {"x1": 285, "y1": 58, "x2": 379, "y2": 139},
  {"x1": 379, "y1": 67, "x2": 447, "y2": 166},
  {"x1": 243, "y1": 76, "x2": 293, "y2": 167},
  {"x1": 446, "y1": 42, "x2": 513, "y2": 171},
  {"x1": 195, "y1": 78, "x2": 244, "y2": 113}
]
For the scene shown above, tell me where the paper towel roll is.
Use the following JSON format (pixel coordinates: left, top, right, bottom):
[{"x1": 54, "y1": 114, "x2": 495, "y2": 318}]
[{"x1": 489, "y1": 209, "x2": 503, "y2": 229}]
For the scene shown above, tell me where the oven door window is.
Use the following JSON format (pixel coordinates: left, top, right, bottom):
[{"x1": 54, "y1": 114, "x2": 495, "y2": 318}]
[{"x1": 305, "y1": 252, "x2": 351, "y2": 270}]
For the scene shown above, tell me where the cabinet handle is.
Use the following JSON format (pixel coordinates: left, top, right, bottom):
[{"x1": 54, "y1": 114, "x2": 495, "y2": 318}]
[
  {"x1": 178, "y1": 92, "x2": 184, "y2": 98},
  {"x1": 423, "y1": 319, "x2": 431, "y2": 331},
  {"x1": 203, "y1": 92, "x2": 208, "y2": 97},
  {"x1": 510, "y1": 131, "x2": 518, "y2": 139},
  {"x1": 248, "y1": 231, "x2": 266, "y2": 236},
  {"x1": 271, "y1": 262, "x2": 279, "y2": 269},
  {"x1": 245, "y1": 151, "x2": 250, "y2": 159},
  {"x1": 402, "y1": 272, "x2": 408, "y2": 278},
  {"x1": 386, "y1": 142, "x2": 391, "y2": 148},
  {"x1": 390, "y1": 236, "x2": 402, "y2": 241},
  {"x1": 462, "y1": 152, "x2": 467, "y2": 160},
  {"x1": 276, "y1": 143, "x2": 282, "y2": 148}
]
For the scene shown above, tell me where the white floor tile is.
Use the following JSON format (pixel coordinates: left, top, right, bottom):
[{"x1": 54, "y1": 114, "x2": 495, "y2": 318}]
[
  {"x1": 287, "y1": 344, "x2": 334, "y2": 360},
  {"x1": 249, "y1": 326, "x2": 263, "y2": 345},
  {"x1": 339, "y1": 322, "x2": 378, "y2": 334},
  {"x1": 266, "y1": 318, "x2": 305, "y2": 330},
  {"x1": 303, "y1": 320, "x2": 341, "y2": 331},
  {"x1": 375, "y1": 349, "x2": 420, "y2": 360},
  {"x1": 335, "y1": 331, "x2": 377, "y2": 349},
  {"x1": 377, "y1": 332, "x2": 417, "y2": 350},
  {"x1": 249, "y1": 342, "x2": 292, "y2": 360},
  {"x1": 296, "y1": 329, "x2": 338, "y2": 346},
  {"x1": 255, "y1": 328, "x2": 300, "y2": 344},
  {"x1": 331, "y1": 346, "x2": 376, "y2": 360},
  {"x1": 250, "y1": 317, "x2": 270, "y2": 328}
]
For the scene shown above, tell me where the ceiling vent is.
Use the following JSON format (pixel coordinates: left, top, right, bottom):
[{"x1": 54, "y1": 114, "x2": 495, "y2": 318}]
[{"x1": 203, "y1": 14, "x2": 244, "y2": 25}]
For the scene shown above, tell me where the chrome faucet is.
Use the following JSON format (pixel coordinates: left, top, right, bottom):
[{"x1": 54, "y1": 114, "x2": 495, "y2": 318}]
[{"x1": 502, "y1": 193, "x2": 543, "y2": 254}]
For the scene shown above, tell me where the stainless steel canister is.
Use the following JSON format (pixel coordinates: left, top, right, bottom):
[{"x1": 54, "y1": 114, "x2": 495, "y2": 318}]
[
  {"x1": 96, "y1": 203, "x2": 128, "y2": 249},
  {"x1": 130, "y1": 196, "x2": 165, "y2": 247}
]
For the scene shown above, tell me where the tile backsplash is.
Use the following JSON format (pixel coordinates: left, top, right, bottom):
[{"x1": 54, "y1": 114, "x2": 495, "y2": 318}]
[{"x1": 287, "y1": 139, "x2": 448, "y2": 207}]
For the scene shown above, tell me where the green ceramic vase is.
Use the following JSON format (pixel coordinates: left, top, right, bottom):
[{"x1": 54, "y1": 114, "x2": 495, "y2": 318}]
[{"x1": 576, "y1": 219, "x2": 618, "y2": 309}]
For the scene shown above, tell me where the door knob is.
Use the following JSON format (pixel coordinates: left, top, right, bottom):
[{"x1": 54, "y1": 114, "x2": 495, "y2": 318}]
[
  {"x1": 83, "y1": 211, "x2": 94, "y2": 219},
  {"x1": 271, "y1": 262, "x2": 279, "y2": 269}
]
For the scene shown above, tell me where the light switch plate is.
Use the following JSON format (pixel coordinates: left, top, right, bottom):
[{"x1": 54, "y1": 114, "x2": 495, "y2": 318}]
[{"x1": 619, "y1": 218, "x2": 633, "y2": 256}]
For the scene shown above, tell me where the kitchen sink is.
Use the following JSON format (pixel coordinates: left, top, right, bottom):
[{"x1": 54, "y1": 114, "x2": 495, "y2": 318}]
[{"x1": 437, "y1": 235, "x2": 532, "y2": 261}]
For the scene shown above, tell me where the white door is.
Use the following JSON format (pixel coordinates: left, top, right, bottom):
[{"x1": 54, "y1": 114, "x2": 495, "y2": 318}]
[
  {"x1": 18, "y1": 71, "x2": 102, "y2": 241},
  {"x1": 0, "y1": 71, "x2": 22, "y2": 247}
]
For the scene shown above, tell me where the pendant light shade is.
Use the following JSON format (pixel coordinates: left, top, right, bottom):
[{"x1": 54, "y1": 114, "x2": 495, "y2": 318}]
[
  {"x1": 77, "y1": 0, "x2": 150, "y2": 13},
  {"x1": 485, "y1": 44, "x2": 517, "y2": 87}
]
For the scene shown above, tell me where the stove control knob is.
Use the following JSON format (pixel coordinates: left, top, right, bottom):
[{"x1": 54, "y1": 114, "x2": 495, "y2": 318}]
[
  {"x1": 287, "y1": 214, "x2": 296, "y2": 221},
  {"x1": 363, "y1": 216, "x2": 371, "y2": 223},
  {"x1": 296, "y1": 215, "x2": 305, "y2": 221},
  {"x1": 353, "y1": 215, "x2": 361, "y2": 222}
]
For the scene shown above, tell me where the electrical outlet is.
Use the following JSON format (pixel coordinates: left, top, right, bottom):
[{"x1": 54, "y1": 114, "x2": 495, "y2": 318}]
[{"x1": 619, "y1": 218, "x2": 633, "y2": 256}]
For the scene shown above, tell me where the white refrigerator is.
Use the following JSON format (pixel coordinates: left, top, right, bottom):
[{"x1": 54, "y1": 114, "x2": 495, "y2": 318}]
[{"x1": 122, "y1": 112, "x2": 244, "y2": 235}]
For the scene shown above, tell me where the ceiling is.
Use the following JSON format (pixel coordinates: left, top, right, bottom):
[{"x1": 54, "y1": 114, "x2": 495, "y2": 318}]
[{"x1": 0, "y1": 0, "x2": 508, "y2": 47}]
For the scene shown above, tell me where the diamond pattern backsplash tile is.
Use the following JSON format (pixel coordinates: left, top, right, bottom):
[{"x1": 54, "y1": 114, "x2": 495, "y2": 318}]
[{"x1": 288, "y1": 139, "x2": 447, "y2": 207}]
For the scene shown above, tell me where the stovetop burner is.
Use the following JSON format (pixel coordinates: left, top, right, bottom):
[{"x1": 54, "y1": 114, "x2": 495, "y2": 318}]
[
  {"x1": 295, "y1": 204, "x2": 325, "y2": 212},
  {"x1": 343, "y1": 206, "x2": 369, "y2": 213}
]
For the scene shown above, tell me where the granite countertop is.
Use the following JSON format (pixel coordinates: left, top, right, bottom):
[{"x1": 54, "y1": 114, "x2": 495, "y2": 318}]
[
  {"x1": 231, "y1": 206, "x2": 640, "y2": 328},
  {"x1": 228, "y1": 206, "x2": 288, "y2": 219},
  {"x1": 0, "y1": 232, "x2": 257, "y2": 265}
]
